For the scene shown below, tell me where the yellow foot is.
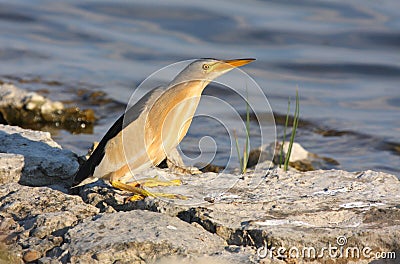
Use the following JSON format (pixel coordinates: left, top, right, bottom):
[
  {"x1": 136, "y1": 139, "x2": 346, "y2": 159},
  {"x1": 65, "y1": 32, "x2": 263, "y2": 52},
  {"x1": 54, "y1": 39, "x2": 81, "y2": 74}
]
[
  {"x1": 125, "y1": 194, "x2": 146, "y2": 202},
  {"x1": 126, "y1": 176, "x2": 182, "y2": 188},
  {"x1": 111, "y1": 180, "x2": 153, "y2": 197},
  {"x1": 124, "y1": 194, "x2": 146, "y2": 203},
  {"x1": 111, "y1": 180, "x2": 187, "y2": 201}
]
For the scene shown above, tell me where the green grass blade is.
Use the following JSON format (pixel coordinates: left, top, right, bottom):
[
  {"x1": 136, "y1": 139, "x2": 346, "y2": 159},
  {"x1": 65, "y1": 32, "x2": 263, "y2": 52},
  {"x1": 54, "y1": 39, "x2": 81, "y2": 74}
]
[
  {"x1": 280, "y1": 98, "x2": 291, "y2": 168},
  {"x1": 233, "y1": 130, "x2": 243, "y2": 173},
  {"x1": 242, "y1": 146, "x2": 247, "y2": 174},
  {"x1": 243, "y1": 87, "x2": 250, "y2": 174},
  {"x1": 284, "y1": 89, "x2": 300, "y2": 171}
]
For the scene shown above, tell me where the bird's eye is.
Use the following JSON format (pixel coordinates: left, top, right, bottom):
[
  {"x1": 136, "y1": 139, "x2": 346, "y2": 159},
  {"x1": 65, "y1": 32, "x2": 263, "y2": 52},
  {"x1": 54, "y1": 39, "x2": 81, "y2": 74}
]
[{"x1": 202, "y1": 64, "x2": 210, "y2": 70}]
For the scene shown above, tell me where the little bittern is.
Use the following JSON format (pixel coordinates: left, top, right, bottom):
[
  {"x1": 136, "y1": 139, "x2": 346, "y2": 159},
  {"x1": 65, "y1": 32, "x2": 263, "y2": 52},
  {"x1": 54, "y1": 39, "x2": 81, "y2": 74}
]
[{"x1": 72, "y1": 58, "x2": 255, "y2": 199}]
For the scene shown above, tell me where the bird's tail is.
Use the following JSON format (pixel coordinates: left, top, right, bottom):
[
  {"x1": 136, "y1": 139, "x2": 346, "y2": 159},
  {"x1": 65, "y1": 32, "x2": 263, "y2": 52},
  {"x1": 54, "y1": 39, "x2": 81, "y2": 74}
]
[{"x1": 72, "y1": 162, "x2": 90, "y2": 187}]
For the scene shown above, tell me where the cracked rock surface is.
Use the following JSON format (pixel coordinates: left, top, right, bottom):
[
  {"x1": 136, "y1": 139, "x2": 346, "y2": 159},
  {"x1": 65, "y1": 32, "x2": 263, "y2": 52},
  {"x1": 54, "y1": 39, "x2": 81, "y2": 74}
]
[
  {"x1": 0, "y1": 124, "x2": 79, "y2": 187},
  {"x1": 0, "y1": 183, "x2": 253, "y2": 264},
  {"x1": 62, "y1": 210, "x2": 249, "y2": 263},
  {"x1": 0, "y1": 183, "x2": 99, "y2": 263},
  {"x1": 79, "y1": 167, "x2": 400, "y2": 263}
]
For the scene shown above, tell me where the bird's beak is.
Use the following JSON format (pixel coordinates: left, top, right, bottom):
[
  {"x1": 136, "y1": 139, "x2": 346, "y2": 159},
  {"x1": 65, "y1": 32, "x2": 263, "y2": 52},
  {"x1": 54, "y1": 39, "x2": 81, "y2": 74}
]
[{"x1": 223, "y1": 58, "x2": 256, "y2": 68}]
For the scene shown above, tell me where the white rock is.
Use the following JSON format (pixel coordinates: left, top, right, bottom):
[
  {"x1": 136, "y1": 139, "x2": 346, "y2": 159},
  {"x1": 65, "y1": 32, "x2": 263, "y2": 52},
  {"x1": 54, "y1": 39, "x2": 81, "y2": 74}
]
[
  {"x1": 281, "y1": 141, "x2": 309, "y2": 161},
  {"x1": 52, "y1": 101, "x2": 64, "y2": 111},
  {"x1": 40, "y1": 101, "x2": 55, "y2": 114},
  {"x1": 0, "y1": 124, "x2": 79, "y2": 186},
  {"x1": 0, "y1": 83, "x2": 66, "y2": 115},
  {"x1": 25, "y1": 101, "x2": 39, "y2": 110},
  {"x1": 25, "y1": 92, "x2": 45, "y2": 103},
  {"x1": 250, "y1": 141, "x2": 339, "y2": 171}
]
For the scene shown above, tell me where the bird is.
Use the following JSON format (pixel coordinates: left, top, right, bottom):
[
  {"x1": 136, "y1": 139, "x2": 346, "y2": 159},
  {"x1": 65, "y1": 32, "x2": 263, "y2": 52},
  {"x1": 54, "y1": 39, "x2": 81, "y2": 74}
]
[{"x1": 72, "y1": 58, "x2": 255, "y2": 199}]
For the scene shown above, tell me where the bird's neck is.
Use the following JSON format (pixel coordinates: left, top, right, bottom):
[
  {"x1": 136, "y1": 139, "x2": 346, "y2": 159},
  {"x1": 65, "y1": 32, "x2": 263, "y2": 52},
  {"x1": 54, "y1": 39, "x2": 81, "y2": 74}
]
[
  {"x1": 169, "y1": 77, "x2": 211, "y2": 94},
  {"x1": 144, "y1": 79, "x2": 208, "y2": 165}
]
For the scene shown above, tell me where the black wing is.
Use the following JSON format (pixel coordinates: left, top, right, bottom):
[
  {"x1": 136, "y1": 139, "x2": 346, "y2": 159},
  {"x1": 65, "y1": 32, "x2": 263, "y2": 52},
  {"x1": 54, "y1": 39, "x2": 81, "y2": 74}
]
[
  {"x1": 72, "y1": 88, "x2": 163, "y2": 186},
  {"x1": 72, "y1": 113, "x2": 124, "y2": 186}
]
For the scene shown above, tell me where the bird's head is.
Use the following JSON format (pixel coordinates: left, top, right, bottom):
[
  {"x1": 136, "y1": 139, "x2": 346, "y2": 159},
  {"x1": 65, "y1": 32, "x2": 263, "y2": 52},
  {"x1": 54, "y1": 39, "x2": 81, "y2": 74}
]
[{"x1": 170, "y1": 58, "x2": 255, "y2": 87}]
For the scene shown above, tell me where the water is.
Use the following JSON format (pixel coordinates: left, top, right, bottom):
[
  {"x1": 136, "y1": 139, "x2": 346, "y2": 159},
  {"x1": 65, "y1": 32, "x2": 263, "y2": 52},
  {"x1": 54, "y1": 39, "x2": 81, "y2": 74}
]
[{"x1": 1, "y1": 0, "x2": 399, "y2": 176}]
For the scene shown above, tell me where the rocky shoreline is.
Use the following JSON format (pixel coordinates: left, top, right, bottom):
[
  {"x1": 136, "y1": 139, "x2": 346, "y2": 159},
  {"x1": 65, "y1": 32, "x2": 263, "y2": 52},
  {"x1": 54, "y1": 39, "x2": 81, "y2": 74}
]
[{"x1": 0, "y1": 123, "x2": 399, "y2": 264}]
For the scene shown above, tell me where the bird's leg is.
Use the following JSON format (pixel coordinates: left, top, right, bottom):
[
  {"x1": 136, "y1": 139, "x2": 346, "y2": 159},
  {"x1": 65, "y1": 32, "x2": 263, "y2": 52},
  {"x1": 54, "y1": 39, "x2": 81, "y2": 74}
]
[
  {"x1": 109, "y1": 169, "x2": 187, "y2": 201},
  {"x1": 111, "y1": 180, "x2": 187, "y2": 201}
]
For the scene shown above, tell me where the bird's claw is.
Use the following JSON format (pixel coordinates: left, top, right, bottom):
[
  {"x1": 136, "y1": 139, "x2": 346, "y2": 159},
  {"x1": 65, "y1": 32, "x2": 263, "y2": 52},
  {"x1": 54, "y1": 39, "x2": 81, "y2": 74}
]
[{"x1": 111, "y1": 178, "x2": 187, "y2": 202}]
